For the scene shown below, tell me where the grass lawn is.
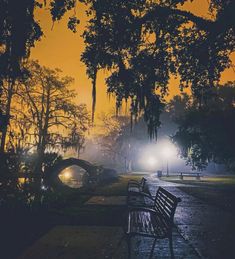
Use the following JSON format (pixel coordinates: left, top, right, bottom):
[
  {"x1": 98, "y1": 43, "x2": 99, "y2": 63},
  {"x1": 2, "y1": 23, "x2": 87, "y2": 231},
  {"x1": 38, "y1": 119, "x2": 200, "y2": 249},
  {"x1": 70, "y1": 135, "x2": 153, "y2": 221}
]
[
  {"x1": 93, "y1": 174, "x2": 144, "y2": 196},
  {"x1": 49, "y1": 174, "x2": 145, "y2": 224},
  {"x1": 162, "y1": 175, "x2": 235, "y2": 186},
  {"x1": 163, "y1": 175, "x2": 235, "y2": 214}
]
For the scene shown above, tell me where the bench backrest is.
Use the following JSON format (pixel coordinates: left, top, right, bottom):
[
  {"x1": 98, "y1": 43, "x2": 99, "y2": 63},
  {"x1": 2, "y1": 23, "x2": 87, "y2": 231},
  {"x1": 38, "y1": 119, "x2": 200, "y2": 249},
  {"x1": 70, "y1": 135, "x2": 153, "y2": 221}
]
[
  {"x1": 154, "y1": 187, "x2": 181, "y2": 232},
  {"x1": 136, "y1": 177, "x2": 147, "y2": 191}
]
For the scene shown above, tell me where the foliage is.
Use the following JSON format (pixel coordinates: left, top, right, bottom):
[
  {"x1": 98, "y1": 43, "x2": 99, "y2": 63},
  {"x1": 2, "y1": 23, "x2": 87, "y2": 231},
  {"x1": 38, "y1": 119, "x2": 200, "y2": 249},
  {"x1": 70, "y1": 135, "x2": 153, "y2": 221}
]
[
  {"x1": 78, "y1": 0, "x2": 235, "y2": 138},
  {"x1": 171, "y1": 82, "x2": 235, "y2": 171},
  {"x1": 167, "y1": 93, "x2": 192, "y2": 120},
  {"x1": 1, "y1": 1, "x2": 234, "y2": 140},
  {"x1": 14, "y1": 61, "x2": 90, "y2": 170},
  {"x1": 0, "y1": 1, "x2": 42, "y2": 81},
  {"x1": 0, "y1": 60, "x2": 90, "y2": 173},
  {"x1": 94, "y1": 112, "x2": 131, "y2": 167},
  {"x1": 0, "y1": 0, "x2": 80, "y2": 82},
  {"x1": 0, "y1": 2, "x2": 41, "y2": 145},
  {"x1": 0, "y1": 0, "x2": 82, "y2": 146}
]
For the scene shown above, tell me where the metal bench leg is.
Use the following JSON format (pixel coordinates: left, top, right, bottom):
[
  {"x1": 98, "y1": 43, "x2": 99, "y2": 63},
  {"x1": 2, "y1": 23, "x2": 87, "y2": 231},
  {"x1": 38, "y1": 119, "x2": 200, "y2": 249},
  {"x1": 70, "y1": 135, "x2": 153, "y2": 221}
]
[
  {"x1": 126, "y1": 234, "x2": 131, "y2": 259},
  {"x1": 149, "y1": 238, "x2": 157, "y2": 259},
  {"x1": 169, "y1": 234, "x2": 175, "y2": 259}
]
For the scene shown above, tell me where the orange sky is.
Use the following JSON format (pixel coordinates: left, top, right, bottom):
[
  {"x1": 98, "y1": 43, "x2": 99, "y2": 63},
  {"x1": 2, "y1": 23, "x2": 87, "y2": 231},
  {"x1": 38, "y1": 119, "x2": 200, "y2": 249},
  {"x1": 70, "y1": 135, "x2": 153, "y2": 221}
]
[{"x1": 31, "y1": 0, "x2": 235, "y2": 118}]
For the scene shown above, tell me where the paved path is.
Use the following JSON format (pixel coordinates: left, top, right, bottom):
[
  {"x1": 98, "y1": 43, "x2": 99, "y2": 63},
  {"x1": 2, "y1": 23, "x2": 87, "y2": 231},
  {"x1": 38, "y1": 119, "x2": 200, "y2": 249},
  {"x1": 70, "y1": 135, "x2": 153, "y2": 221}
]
[{"x1": 147, "y1": 175, "x2": 235, "y2": 259}]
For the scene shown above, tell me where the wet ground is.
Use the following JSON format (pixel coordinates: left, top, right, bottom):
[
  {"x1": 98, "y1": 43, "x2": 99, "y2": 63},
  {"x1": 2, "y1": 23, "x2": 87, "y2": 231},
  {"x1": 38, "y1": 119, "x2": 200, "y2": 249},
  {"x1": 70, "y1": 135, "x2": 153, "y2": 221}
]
[
  {"x1": 147, "y1": 176, "x2": 235, "y2": 259},
  {"x1": 19, "y1": 175, "x2": 235, "y2": 259}
]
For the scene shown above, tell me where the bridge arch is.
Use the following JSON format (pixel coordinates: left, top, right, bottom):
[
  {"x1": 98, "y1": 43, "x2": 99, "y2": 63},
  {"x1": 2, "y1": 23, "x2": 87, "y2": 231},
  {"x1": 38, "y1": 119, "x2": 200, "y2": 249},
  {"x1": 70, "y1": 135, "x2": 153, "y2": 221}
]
[{"x1": 45, "y1": 158, "x2": 99, "y2": 189}]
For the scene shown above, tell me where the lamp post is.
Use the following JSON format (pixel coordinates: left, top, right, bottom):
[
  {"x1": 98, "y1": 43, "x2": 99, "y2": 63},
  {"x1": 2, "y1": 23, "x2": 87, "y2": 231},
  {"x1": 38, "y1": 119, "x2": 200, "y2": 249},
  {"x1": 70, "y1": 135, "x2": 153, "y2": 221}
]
[
  {"x1": 166, "y1": 159, "x2": 169, "y2": 177},
  {"x1": 162, "y1": 143, "x2": 176, "y2": 177},
  {"x1": 146, "y1": 156, "x2": 158, "y2": 172}
]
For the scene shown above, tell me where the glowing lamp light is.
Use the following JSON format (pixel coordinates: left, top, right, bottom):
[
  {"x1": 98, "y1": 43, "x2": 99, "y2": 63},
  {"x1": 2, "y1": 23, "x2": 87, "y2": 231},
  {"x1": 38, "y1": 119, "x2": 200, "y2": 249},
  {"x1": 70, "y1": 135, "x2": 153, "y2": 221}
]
[
  {"x1": 162, "y1": 143, "x2": 177, "y2": 159},
  {"x1": 147, "y1": 156, "x2": 157, "y2": 169}
]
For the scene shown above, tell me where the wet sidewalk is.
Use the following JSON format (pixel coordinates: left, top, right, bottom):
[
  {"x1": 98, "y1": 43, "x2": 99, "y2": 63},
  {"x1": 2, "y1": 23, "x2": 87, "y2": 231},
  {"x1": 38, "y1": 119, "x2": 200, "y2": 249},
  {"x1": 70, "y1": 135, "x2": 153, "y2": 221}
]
[{"x1": 147, "y1": 176, "x2": 235, "y2": 259}]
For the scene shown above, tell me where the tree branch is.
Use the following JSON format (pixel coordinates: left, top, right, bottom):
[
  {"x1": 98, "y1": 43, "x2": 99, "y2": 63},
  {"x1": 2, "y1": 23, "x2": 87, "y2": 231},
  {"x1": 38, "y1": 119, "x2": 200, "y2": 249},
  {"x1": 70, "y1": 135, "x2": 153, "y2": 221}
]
[{"x1": 142, "y1": 5, "x2": 214, "y2": 31}]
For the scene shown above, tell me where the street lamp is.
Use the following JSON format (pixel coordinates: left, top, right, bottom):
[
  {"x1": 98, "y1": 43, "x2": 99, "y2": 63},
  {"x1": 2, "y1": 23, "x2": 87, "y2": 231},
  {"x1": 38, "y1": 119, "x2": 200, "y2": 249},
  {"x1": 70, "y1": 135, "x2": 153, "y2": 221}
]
[
  {"x1": 162, "y1": 143, "x2": 177, "y2": 177},
  {"x1": 146, "y1": 156, "x2": 158, "y2": 171}
]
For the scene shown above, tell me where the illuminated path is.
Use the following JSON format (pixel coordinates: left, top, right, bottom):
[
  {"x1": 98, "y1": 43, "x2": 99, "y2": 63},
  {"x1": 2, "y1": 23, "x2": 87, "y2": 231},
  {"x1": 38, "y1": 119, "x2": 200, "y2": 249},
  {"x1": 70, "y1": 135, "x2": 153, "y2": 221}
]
[{"x1": 146, "y1": 176, "x2": 235, "y2": 259}]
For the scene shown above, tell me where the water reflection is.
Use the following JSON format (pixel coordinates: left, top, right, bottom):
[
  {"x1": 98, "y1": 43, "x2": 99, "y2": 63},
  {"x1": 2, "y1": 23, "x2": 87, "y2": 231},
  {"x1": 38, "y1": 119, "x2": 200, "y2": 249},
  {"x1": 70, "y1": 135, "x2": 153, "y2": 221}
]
[{"x1": 58, "y1": 165, "x2": 86, "y2": 188}]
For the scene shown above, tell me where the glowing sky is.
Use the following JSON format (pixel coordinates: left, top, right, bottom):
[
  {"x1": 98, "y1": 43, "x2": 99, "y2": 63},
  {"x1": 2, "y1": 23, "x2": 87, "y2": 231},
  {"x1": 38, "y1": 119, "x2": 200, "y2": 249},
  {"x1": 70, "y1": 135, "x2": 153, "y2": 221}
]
[{"x1": 31, "y1": 0, "x2": 235, "y2": 117}]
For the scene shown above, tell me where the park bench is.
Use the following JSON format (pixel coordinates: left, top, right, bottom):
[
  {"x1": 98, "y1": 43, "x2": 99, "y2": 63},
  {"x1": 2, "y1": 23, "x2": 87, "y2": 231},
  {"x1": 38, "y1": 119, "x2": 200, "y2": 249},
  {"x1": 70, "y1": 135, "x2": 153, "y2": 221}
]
[
  {"x1": 127, "y1": 177, "x2": 151, "y2": 205},
  {"x1": 127, "y1": 184, "x2": 155, "y2": 208},
  {"x1": 178, "y1": 172, "x2": 201, "y2": 180},
  {"x1": 127, "y1": 177, "x2": 147, "y2": 195},
  {"x1": 126, "y1": 187, "x2": 181, "y2": 258}
]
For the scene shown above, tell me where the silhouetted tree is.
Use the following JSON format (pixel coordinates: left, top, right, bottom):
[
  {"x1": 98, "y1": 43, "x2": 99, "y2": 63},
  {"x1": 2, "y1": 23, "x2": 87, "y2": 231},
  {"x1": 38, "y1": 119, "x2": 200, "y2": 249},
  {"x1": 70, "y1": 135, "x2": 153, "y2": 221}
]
[
  {"x1": 13, "y1": 61, "x2": 90, "y2": 173},
  {"x1": 95, "y1": 113, "x2": 126, "y2": 158},
  {"x1": 172, "y1": 82, "x2": 235, "y2": 171},
  {"x1": 167, "y1": 93, "x2": 191, "y2": 121},
  {"x1": 0, "y1": 1, "x2": 81, "y2": 151},
  {"x1": 1, "y1": 1, "x2": 233, "y2": 139},
  {"x1": 0, "y1": 0, "x2": 43, "y2": 153},
  {"x1": 78, "y1": 0, "x2": 235, "y2": 138}
]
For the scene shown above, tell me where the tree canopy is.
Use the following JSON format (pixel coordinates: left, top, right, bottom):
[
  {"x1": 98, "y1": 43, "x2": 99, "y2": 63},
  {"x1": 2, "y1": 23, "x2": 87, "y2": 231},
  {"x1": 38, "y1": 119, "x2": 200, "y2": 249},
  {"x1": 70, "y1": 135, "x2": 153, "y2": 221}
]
[
  {"x1": 0, "y1": 0, "x2": 234, "y2": 140},
  {"x1": 79, "y1": 0, "x2": 235, "y2": 138},
  {"x1": 170, "y1": 82, "x2": 235, "y2": 171},
  {"x1": 0, "y1": 60, "x2": 90, "y2": 173}
]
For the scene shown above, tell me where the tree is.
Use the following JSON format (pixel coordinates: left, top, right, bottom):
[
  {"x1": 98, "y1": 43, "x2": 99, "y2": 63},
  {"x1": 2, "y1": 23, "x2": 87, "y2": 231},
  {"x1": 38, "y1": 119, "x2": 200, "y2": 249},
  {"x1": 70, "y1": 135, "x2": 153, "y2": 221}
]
[
  {"x1": 0, "y1": 1, "x2": 82, "y2": 151},
  {"x1": 78, "y1": 0, "x2": 235, "y2": 138},
  {"x1": 95, "y1": 113, "x2": 127, "y2": 161},
  {"x1": 94, "y1": 112, "x2": 140, "y2": 170},
  {"x1": 171, "y1": 82, "x2": 235, "y2": 171},
  {"x1": 13, "y1": 61, "x2": 90, "y2": 173},
  {"x1": 0, "y1": 0, "x2": 43, "y2": 153},
  {"x1": 0, "y1": 0, "x2": 79, "y2": 81},
  {"x1": 167, "y1": 93, "x2": 191, "y2": 121}
]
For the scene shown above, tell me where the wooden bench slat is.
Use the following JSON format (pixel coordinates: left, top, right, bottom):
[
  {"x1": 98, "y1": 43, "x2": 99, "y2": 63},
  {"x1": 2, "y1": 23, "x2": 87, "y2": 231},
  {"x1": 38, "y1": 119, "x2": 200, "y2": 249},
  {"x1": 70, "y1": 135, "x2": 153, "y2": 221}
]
[
  {"x1": 126, "y1": 183, "x2": 181, "y2": 258},
  {"x1": 127, "y1": 187, "x2": 180, "y2": 237},
  {"x1": 129, "y1": 210, "x2": 169, "y2": 237}
]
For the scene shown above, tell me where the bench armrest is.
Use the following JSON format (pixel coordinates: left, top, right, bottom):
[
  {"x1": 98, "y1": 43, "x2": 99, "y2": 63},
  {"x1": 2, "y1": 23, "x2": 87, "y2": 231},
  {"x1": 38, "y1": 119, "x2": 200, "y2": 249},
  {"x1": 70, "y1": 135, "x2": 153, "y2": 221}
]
[
  {"x1": 127, "y1": 190, "x2": 153, "y2": 198},
  {"x1": 128, "y1": 178, "x2": 146, "y2": 185},
  {"x1": 127, "y1": 182, "x2": 141, "y2": 188},
  {"x1": 128, "y1": 207, "x2": 157, "y2": 213}
]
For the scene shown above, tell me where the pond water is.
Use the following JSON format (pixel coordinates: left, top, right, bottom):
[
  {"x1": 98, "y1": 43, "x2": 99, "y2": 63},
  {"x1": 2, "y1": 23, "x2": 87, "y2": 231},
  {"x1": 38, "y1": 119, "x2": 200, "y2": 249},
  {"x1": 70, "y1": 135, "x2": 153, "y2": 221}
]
[
  {"x1": 16, "y1": 165, "x2": 87, "y2": 190},
  {"x1": 58, "y1": 165, "x2": 87, "y2": 188}
]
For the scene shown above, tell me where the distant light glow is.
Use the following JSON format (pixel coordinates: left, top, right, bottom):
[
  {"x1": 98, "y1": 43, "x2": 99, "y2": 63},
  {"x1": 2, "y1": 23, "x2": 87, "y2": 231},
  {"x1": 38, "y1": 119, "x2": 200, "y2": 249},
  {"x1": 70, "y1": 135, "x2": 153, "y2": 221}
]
[
  {"x1": 63, "y1": 171, "x2": 72, "y2": 179},
  {"x1": 139, "y1": 140, "x2": 178, "y2": 171},
  {"x1": 41, "y1": 185, "x2": 48, "y2": 191},
  {"x1": 162, "y1": 142, "x2": 177, "y2": 159},
  {"x1": 147, "y1": 157, "x2": 157, "y2": 167}
]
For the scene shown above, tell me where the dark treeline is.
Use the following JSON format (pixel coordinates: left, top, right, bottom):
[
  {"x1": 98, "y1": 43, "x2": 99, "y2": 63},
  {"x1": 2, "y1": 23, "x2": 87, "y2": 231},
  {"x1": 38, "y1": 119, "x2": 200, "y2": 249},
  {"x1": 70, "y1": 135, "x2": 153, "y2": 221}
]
[{"x1": 168, "y1": 83, "x2": 235, "y2": 171}]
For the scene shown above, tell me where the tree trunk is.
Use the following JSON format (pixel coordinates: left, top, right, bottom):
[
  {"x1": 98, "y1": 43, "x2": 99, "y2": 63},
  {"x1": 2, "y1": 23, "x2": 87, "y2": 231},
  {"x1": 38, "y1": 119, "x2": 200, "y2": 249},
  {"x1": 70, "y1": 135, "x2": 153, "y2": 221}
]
[
  {"x1": 34, "y1": 86, "x2": 50, "y2": 175},
  {"x1": 0, "y1": 80, "x2": 14, "y2": 154}
]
